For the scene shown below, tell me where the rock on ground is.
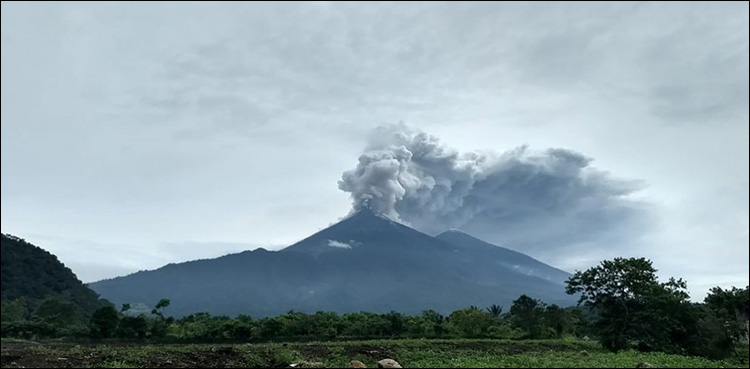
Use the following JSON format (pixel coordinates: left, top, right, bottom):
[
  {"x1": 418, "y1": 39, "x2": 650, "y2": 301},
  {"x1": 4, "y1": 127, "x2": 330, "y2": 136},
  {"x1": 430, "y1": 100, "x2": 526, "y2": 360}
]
[{"x1": 377, "y1": 358, "x2": 402, "y2": 368}]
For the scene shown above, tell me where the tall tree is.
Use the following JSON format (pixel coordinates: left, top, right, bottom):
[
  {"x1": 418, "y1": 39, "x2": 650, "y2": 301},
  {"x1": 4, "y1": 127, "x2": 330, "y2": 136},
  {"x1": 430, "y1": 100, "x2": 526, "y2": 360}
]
[
  {"x1": 565, "y1": 257, "x2": 700, "y2": 354},
  {"x1": 544, "y1": 304, "x2": 574, "y2": 337},
  {"x1": 705, "y1": 286, "x2": 750, "y2": 342},
  {"x1": 486, "y1": 304, "x2": 503, "y2": 319},
  {"x1": 151, "y1": 298, "x2": 171, "y2": 319},
  {"x1": 448, "y1": 308, "x2": 493, "y2": 337},
  {"x1": 90, "y1": 305, "x2": 119, "y2": 338},
  {"x1": 33, "y1": 297, "x2": 80, "y2": 326},
  {"x1": 509, "y1": 295, "x2": 546, "y2": 338},
  {"x1": 0, "y1": 298, "x2": 27, "y2": 322}
]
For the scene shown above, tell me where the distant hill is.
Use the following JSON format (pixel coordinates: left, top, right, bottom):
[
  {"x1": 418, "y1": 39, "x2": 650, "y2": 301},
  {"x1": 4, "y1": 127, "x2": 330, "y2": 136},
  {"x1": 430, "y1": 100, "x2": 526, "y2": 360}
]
[
  {"x1": 90, "y1": 208, "x2": 576, "y2": 317},
  {"x1": 1, "y1": 234, "x2": 103, "y2": 317}
]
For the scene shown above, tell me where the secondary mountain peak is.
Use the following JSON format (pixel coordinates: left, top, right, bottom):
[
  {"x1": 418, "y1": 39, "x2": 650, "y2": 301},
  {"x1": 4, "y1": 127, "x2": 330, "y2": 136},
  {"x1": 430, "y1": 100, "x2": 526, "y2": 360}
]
[{"x1": 435, "y1": 230, "x2": 571, "y2": 285}]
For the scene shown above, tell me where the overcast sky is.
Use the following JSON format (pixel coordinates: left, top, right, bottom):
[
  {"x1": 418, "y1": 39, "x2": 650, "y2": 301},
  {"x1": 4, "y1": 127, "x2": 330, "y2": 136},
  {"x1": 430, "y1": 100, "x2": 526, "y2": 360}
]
[{"x1": 1, "y1": 2, "x2": 747, "y2": 299}]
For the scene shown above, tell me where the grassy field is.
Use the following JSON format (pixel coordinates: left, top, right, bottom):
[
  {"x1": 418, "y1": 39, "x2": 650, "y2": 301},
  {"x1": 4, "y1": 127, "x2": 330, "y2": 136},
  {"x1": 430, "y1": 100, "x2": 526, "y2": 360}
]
[{"x1": 1, "y1": 338, "x2": 747, "y2": 368}]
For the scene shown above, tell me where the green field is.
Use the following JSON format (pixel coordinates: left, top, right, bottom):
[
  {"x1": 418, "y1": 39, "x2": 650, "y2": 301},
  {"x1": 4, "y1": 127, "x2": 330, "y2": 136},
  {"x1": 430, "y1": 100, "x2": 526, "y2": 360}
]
[{"x1": 1, "y1": 339, "x2": 747, "y2": 368}]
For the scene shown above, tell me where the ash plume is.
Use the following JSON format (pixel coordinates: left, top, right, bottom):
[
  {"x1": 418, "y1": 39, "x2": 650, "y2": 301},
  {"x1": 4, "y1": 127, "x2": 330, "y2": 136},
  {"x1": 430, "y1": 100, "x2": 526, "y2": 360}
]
[{"x1": 339, "y1": 124, "x2": 649, "y2": 254}]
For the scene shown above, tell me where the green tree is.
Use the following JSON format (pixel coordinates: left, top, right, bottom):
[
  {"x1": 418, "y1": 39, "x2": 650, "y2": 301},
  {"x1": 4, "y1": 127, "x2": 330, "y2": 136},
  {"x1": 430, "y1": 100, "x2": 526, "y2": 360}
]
[
  {"x1": 486, "y1": 304, "x2": 503, "y2": 319},
  {"x1": 151, "y1": 298, "x2": 170, "y2": 319},
  {"x1": 117, "y1": 315, "x2": 149, "y2": 339},
  {"x1": 33, "y1": 297, "x2": 80, "y2": 326},
  {"x1": 230, "y1": 314, "x2": 254, "y2": 340},
  {"x1": 544, "y1": 304, "x2": 575, "y2": 337},
  {"x1": 155, "y1": 298, "x2": 171, "y2": 310},
  {"x1": 566, "y1": 306, "x2": 596, "y2": 338},
  {"x1": 90, "y1": 305, "x2": 119, "y2": 338},
  {"x1": 384, "y1": 311, "x2": 406, "y2": 337},
  {"x1": 509, "y1": 295, "x2": 546, "y2": 338},
  {"x1": 311, "y1": 311, "x2": 341, "y2": 339},
  {"x1": 565, "y1": 257, "x2": 699, "y2": 354},
  {"x1": 144, "y1": 298, "x2": 172, "y2": 338},
  {"x1": 1, "y1": 298, "x2": 27, "y2": 322},
  {"x1": 448, "y1": 308, "x2": 493, "y2": 337},
  {"x1": 341, "y1": 312, "x2": 389, "y2": 337},
  {"x1": 704, "y1": 286, "x2": 749, "y2": 342},
  {"x1": 257, "y1": 317, "x2": 283, "y2": 341},
  {"x1": 420, "y1": 310, "x2": 445, "y2": 338},
  {"x1": 690, "y1": 304, "x2": 736, "y2": 359}
]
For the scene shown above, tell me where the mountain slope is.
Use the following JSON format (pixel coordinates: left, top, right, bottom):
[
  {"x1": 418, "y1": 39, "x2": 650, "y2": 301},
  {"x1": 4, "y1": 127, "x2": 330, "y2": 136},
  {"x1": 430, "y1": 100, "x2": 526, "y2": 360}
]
[
  {"x1": 435, "y1": 230, "x2": 571, "y2": 285},
  {"x1": 90, "y1": 208, "x2": 576, "y2": 317},
  {"x1": 1, "y1": 234, "x2": 103, "y2": 316}
]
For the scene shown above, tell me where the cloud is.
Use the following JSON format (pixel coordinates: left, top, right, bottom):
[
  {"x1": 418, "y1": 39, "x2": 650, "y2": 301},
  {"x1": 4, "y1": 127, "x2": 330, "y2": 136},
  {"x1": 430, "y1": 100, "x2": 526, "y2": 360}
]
[
  {"x1": 1, "y1": 2, "x2": 745, "y2": 292},
  {"x1": 327, "y1": 240, "x2": 353, "y2": 249},
  {"x1": 340, "y1": 124, "x2": 651, "y2": 257}
]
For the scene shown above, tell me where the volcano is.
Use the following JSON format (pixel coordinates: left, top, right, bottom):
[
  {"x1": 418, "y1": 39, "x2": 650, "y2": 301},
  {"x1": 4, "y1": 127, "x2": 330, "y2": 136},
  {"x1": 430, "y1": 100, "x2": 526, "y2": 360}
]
[{"x1": 90, "y1": 208, "x2": 575, "y2": 317}]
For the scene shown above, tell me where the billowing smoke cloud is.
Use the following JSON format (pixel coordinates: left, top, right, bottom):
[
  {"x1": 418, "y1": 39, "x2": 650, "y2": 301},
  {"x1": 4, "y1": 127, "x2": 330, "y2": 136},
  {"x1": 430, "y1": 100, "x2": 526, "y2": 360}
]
[{"x1": 339, "y1": 124, "x2": 650, "y2": 256}]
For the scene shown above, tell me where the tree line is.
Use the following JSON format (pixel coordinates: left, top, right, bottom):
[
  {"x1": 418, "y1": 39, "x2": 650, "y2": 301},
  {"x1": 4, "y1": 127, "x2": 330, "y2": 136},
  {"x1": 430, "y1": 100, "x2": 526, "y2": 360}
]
[
  {"x1": 0, "y1": 294, "x2": 587, "y2": 341},
  {"x1": 2, "y1": 257, "x2": 748, "y2": 360}
]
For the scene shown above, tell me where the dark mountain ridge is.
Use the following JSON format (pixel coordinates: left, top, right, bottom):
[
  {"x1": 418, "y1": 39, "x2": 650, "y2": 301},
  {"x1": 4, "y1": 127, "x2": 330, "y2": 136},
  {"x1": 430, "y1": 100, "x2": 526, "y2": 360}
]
[
  {"x1": 89, "y1": 208, "x2": 575, "y2": 317},
  {"x1": 1, "y1": 233, "x2": 103, "y2": 317}
]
